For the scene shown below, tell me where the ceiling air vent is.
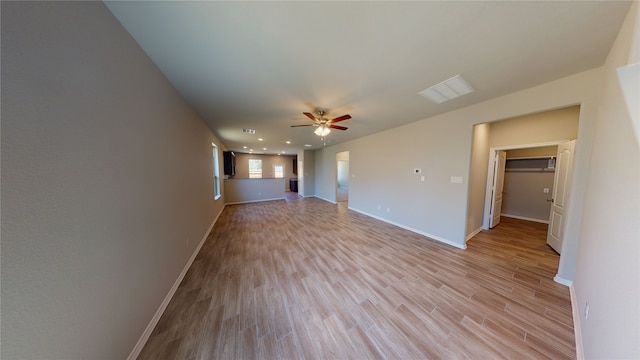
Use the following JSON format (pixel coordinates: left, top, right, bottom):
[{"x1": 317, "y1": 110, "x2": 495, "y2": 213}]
[
  {"x1": 419, "y1": 75, "x2": 474, "y2": 104},
  {"x1": 242, "y1": 128, "x2": 256, "y2": 134}
]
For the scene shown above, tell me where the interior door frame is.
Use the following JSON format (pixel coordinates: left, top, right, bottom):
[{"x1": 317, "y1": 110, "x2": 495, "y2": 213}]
[
  {"x1": 335, "y1": 151, "x2": 350, "y2": 202},
  {"x1": 489, "y1": 150, "x2": 507, "y2": 228},
  {"x1": 482, "y1": 140, "x2": 570, "y2": 230}
]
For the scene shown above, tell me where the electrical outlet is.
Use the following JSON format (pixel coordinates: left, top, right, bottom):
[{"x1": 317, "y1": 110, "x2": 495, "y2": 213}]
[{"x1": 543, "y1": 187, "x2": 550, "y2": 193}]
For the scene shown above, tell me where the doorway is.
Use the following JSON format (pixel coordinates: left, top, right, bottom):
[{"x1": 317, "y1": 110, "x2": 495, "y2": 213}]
[
  {"x1": 487, "y1": 144, "x2": 559, "y2": 228},
  {"x1": 336, "y1": 151, "x2": 349, "y2": 203},
  {"x1": 484, "y1": 140, "x2": 575, "y2": 254}
]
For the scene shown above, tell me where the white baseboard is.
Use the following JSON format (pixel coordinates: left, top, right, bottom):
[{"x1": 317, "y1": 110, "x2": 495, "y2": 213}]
[
  {"x1": 225, "y1": 197, "x2": 284, "y2": 205},
  {"x1": 347, "y1": 207, "x2": 466, "y2": 250},
  {"x1": 127, "y1": 207, "x2": 224, "y2": 360},
  {"x1": 568, "y1": 283, "x2": 584, "y2": 360},
  {"x1": 554, "y1": 274, "x2": 584, "y2": 359},
  {"x1": 465, "y1": 227, "x2": 483, "y2": 242},
  {"x1": 313, "y1": 195, "x2": 337, "y2": 204},
  {"x1": 501, "y1": 213, "x2": 549, "y2": 224},
  {"x1": 553, "y1": 274, "x2": 573, "y2": 287}
]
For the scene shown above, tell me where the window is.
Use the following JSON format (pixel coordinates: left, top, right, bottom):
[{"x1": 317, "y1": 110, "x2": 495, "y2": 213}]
[
  {"x1": 212, "y1": 143, "x2": 221, "y2": 200},
  {"x1": 249, "y1": 159, "x2": 262, "y2": 178},
  {"x1": 274, "y1": 165, "x2": 284, "y2": 178}
]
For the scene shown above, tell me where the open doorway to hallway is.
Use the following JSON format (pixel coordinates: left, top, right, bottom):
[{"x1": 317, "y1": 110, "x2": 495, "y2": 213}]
[{"x1": 336, "y1": 151, "x2": 349, "y2": 203}]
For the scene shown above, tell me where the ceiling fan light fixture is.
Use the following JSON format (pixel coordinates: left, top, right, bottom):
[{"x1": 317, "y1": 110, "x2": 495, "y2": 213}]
[{"x1": 314, "y1": 125, "x2": 331, "y2": 137}]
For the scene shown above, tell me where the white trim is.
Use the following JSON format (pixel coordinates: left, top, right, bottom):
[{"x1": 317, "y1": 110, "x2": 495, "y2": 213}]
[
  {"x1": 501, "y1": 213, "x2": 549, "y2": 224},
  {"x1": 313, "y1": 195, "x2": 337, "y2": 204},
  {"x1": 465, "y1": 227, "x2": 483, "y2": 242},
  {"x1": 553, "y1": 274, "x2": 573, "y2": 287},
  {"x1": 347, "y1": 207, "x2": 466, "y2": 250},
  {"x1": 554, "y1": 273, "x2": 583, "y2": 360},
  {"x1": 127, "y1": 207, "x2": 224, "y2": 360},
  {"x1": 225, "y1": 197, "x2": 284, "y2": 205},
  {"x1": 568, "y1": 283, "x2": 585, "y2": 360}
]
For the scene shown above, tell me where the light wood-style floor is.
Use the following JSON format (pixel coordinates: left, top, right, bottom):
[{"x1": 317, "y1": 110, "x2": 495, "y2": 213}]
[{"x1": 138, "y1": 195, "x2": 575, "y2": 359}]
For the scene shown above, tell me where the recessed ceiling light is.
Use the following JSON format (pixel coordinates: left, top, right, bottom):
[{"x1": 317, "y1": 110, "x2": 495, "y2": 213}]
[
  {"x1": 304, "y1": 144, "x2": 312, "y2": 147},
  {"x1": 419, "y1": 74, "x2": 474, "y2": 104},
  {"x1": 263, "y1": 148, "x2": 267, "y2": 150},
  {"x1": 249, "y1": 149, "x2": 253, "y2": 151},
  {"x1": 243, "y1": 146, "x2": 247, "y2": 149},
  {"x1": 258, "y1": 138, "x2": 263, "y2": 141},
  {"x1": 286, "y1": 141, "x2": 291, "y2": 144}
]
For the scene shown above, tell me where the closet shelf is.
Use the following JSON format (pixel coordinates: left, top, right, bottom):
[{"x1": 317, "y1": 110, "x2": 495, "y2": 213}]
[
  {"x1": 505, "y1": 168, "x2": 555, "y2": 173},
  {"x1": 506, "y1": 156, "x2": 555, "y2": 160}
]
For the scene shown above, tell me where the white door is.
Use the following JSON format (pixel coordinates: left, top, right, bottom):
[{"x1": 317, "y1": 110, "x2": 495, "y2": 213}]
[
  {"x1": 547, "y1": 140, "x2": 575, "y2": 253},
  {"x1": 489, "y1": 151, "x2": 507, "y2": 228}
]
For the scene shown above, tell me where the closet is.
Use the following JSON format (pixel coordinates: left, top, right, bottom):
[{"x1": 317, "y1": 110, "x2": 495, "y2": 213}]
[{"x1": 501, "y1": 151, "x2": 556, "y2": 223}]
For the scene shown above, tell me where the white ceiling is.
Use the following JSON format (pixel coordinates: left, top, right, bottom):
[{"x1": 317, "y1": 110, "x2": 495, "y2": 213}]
[{"x1": 105, "y1": 1, "x2": 631, "y2": 154}]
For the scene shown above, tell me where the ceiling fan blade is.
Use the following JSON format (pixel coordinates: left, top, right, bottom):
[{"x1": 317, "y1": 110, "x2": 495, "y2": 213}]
[
  {"x1": 330, "y1": 114, "x2": 351, "y2": 123},
  {"x1": 329, "y1": 125, "x2": 348, "y2": 130},
  {"x1": 303, "y1": 112, "x2": 317, "y2": 121},
  {"x1": 290, "y1": 124, "x2": 315, "y2": 127}
]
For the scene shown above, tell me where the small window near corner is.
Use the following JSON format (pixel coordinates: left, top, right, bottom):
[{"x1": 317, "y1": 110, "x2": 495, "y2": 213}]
[
  {"x1": 249, "y1": 159, "x2": 262, "y2": 178},
  {"x1": 274, "y1": 165, "x2": 284, "y2": 178}
]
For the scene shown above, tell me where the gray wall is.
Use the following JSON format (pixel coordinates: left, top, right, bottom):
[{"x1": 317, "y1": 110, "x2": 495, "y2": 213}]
[
  {"x1": 302, "y1": 150, "x2": 315, "y2": 197},
  {"x1": 502, "y1": 169, "x2": 555, "y2": 222},
  {"x1": 1, "y1": 2, "x2": 225, "y2": 358},
  {"x1": 224, "y1": 178, "x2": 286, "y2": 203}
]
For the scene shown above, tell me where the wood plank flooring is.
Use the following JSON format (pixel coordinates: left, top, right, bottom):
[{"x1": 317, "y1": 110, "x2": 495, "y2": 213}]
[{"x1": 137, "y1": 196, "x2": 575, "y2": 359}]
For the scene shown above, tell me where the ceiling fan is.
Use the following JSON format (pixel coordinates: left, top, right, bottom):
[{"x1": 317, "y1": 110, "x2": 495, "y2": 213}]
[{"x1": 290, "y1": 109, "x2": 351, "y2": 136}]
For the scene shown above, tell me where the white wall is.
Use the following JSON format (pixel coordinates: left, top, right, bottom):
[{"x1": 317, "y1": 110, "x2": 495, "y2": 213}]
[
  {"x1": 574, "y1": 2, "x2": 639, "y2": 358},
  {"x1": 466, "y1": 123, "x2": 490, "y2": 238},
  {"x1": 1, "y1": 2, "x2": 225, "y2": 358}
]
